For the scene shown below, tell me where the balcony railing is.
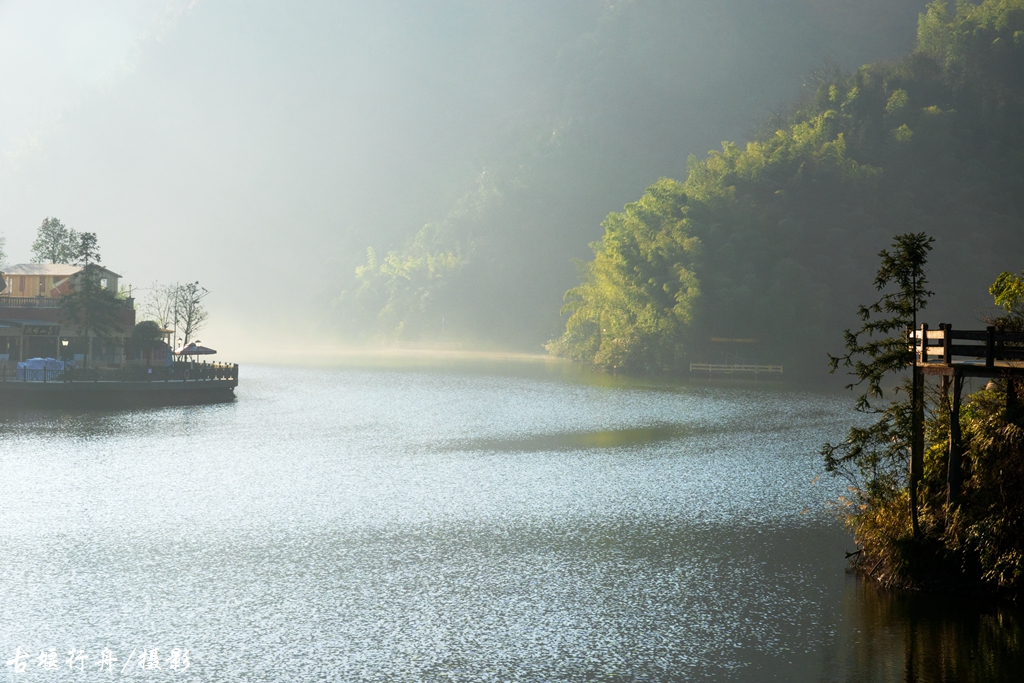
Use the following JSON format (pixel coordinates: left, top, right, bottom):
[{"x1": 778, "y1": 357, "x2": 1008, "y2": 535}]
[
  {"x1": 0, "y1": 296, "x2": 134, "y2": 310},
  {"x1": 0, "y1": 361, "x2": 237, "y2": 383}
]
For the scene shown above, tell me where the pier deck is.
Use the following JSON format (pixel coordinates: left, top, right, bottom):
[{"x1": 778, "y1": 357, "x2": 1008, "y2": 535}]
[
  {"x1": 911, "y1": 324, "x2": 1024, "y2": 508},
  {"x1": 0, "y1": 362, "x2": 238, "y2": 407}
]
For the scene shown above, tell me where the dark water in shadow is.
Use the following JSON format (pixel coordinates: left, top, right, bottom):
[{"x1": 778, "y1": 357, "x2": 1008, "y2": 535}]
[
  {"x1": 833, "y1": 579, "x2": 1022, "y2": 683},
  {"x1": 0, "y1": 362, "x2": 1019, "y2": 681}
]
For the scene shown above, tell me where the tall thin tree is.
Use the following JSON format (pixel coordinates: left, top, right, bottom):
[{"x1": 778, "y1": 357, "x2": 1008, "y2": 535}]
[{"x1": 823, "y1": 232, "x2": 934, "y2": 538}]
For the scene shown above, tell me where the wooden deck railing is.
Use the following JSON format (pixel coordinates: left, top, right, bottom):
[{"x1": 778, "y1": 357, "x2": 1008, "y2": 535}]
[
  {"x1": 911, "y1": 324, "x2": 1024, "y2": 367},
  {"x1": 0, "y1": 295, "x2": 134, "y2": 310},
  {"x1": 689, "y1": 363, "x2": 783, "y2": 375},
  {"x1": 0, "y1": 361, "x2": 238, "y2": 384}
]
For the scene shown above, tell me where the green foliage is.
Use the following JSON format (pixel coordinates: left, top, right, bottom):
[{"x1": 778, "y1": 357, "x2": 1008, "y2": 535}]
[
  {"x1": 990, "y1": 270, "x2": 1024, "y2": 317},
  {"x1": 348, "y1": 231, "x2": 464, "y2": 342},
  {"x1": 822, "y1": 234, "x2": 932, "y2": 507},
  {"x1": 947, "y1": 384, "x2": 1024, "y2": 592},
  {"x1": 60, "y1": 264, "x2": 125, "y2": 366},
  {"x1": 333, "y1": 173, "x2": 502, "y2": 342},
  {"x1": 831, "y1": 234, "x2": 934, "y2": 408},
  {"x1": 132, "y1": 320, "x2": 165, "y2": 357},
  {"x1": 31, "y1": 217, "x2": 81, "y2": 264},
  {"x1": 546, "y1": 179, "x2": 700, "y2": 372},
  {"x1": 339, "y1": 0, "x2": 1024, "y2": 367},
  {"x1": 550, "y1": 105, "x2": 880, "y2": 372},
  {"x1": 832, "y1": 266, "x2": 1024, "y2": 597},
  {"x1": 552, "y1": 0, "x2": 1024, "y2": 376},
  {"x1": 75, "y1": 232, "x2": 101, "y2": 266},
  {"x1": 886, "y1": 88, "x2": 910, "y2": 114},
  {"x1": 918, "y1": 0, "x2": 1024, "y2": 75}
]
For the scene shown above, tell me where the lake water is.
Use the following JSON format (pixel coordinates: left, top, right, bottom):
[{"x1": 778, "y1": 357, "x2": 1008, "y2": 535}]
[{"x1": 0, "y1": 360, "x2": 1020, "y2": 682}]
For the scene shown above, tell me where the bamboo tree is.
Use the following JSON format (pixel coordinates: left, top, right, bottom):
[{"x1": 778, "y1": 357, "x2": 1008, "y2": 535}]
[{"x1": 823, "y1": 232, "x2": 934, "y2": 538}]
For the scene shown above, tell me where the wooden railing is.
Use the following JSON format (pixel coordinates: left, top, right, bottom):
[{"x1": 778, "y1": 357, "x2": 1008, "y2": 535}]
[
  {"x1": 689, "y1": 363, "x2": 783, "y2": 374},
  {"x1": 912, "y1": 324, "x2": 1024, "y2": 367},
  {"x1": 0, "y1": 295, "x2": 134, "y2": 309},
  {"x1": 0, "y1": 361, "x2": 238, "y2": 383}
]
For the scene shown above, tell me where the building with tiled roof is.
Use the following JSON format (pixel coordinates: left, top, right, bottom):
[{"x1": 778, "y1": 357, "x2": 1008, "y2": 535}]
[{"x1": 0, "y1": 263, "x2": 133, "y2": 365}]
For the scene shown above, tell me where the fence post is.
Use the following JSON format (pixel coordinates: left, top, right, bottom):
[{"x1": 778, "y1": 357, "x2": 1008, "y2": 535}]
[
  {"x1": 942, "y1": 323, "x2": 952, "y2": 364},
  {"x1": 920, "y1": 323, "x2": 929, "y2": 363},
  {"x1": 986, "y1": 326, "x2": 995, "y2": 368},
  {"x1": 947, "y1": 371, "x2": 964, "y2": 509},
  {"x1": 910, "y1": 363, "x2": 924, "y2": 538}
]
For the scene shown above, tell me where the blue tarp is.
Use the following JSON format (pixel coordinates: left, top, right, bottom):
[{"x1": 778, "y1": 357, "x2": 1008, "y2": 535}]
[{"x1": 16, "y1": 357, "x2": 65, "y2": 381}]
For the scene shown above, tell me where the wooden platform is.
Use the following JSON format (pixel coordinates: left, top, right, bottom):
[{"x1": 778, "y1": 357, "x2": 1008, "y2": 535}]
[
  {"x1": 0, "y1": 362, "x2": 238, "y2": 408},
  {"x1": 910, "y1": 324, "x2": 1024, "y2": 509},
  {"x1": 913, "y1": 323, "x2": 1024, "y2": 378},
  {"x1": 689, "y1": 363, "x2": 783, "y2": 377}
]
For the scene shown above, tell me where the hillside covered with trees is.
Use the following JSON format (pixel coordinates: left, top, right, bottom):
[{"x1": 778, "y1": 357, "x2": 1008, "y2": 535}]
[
  {"x1": 548, "y1": 0, "x2": 1024, "y2": 379},
  {"x1": 328, "y1": 0, "x2": 926, "y2": 354}
]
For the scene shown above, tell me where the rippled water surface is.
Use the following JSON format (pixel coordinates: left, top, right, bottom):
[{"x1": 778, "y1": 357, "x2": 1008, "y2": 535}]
[{"x1": 0, "y1": 361, "x2": 1020, "y2": 682}]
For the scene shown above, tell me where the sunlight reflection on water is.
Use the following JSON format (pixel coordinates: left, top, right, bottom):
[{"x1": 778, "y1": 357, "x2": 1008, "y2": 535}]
[{"x1": 0, "y1": 363, "x2": 1019, "y2": 682}]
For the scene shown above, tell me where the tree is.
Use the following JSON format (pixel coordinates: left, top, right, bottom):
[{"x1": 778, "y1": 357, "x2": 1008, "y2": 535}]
[
  {"x1": 140, "y1": 281, "x2": 180, "y2": 331},
  {"x1": 131, "y1": 321, "x2": 165, "y2": 366},
  {"x1": 31, "y1": 218, "x2": 81, "y2": 264},
  {"x1": 823, "y1": 233, "x2": 934, "y2": 548},
  {"x1": 75, "y1": 232, "x2": 101, "y2": 266},
  {"x1": 60, "y1": 265, "x2": 124, "y2": 368},
  {"x1": 546, "y1": 178, "x2": 702, "y2": 372},
  {"x1": 59, "y1": 232, "x2": 118, "y2": 367},
  {"x1": 989, "y1": 270, "x2": 1024, "y2": 326},
  {"x1": 176, "y1": 282, "x2": 209, "y2": 346},
  {"x1": 139, "y1": 281, "x2": 211, "y2": 348},
  {"x1": 0, "y1": 232, "x2": 7, "y2": 269}
]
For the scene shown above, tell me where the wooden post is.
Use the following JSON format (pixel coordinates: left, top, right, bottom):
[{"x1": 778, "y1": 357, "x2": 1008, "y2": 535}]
[
  {"x1": 939, "y1": 328, "x2": 950, "y2": 417},
  {"x1": 912, "y1": 367, "x2": 925, "y2": 482},
  {"x1": 947, "y1": 371, "x2": 964, "y2": 508},
  {"x1": 986, "y1": 326, "x2": 995, "y2": 368},
  {"x1": 942, "y1": 323, "x2": 952, "y2": 364},
  {"x1": 910, "y1": 364, "x2": 924, "y2": 538},
  {"x1": 920, "y1": 323, "x2": 929, "y2": 363}
]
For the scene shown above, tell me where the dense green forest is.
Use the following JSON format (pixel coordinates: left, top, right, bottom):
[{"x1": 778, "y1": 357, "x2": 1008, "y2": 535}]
[
  {"x1": 329, "y1": 0, "x2": 926, "y2": 354},
  {"x1": 548, "y1": 0, "x2": 1024, "y2": 378}
]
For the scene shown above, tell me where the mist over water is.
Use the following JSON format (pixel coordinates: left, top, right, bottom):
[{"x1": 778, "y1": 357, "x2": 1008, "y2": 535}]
[
  {"x1": 1, "y1": 362, "x2": 1018, "y2": 681},
  {"x1": 2, "y1": 2, "x2": 1021, "y2": 679},
  {"x1": 0, "y1": 1, "x2": 929, "y2": 353}
]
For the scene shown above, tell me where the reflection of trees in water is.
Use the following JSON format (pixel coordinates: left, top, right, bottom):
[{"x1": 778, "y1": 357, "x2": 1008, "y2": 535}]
[{"x1": 846, "y1": 578, "x2": 1022, "y2": 683}]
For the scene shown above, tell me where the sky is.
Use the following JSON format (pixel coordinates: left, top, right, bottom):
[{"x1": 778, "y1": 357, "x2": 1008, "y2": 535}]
[{"x1": 0, "y1": 0, "x2": 928, "y2": 358}]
